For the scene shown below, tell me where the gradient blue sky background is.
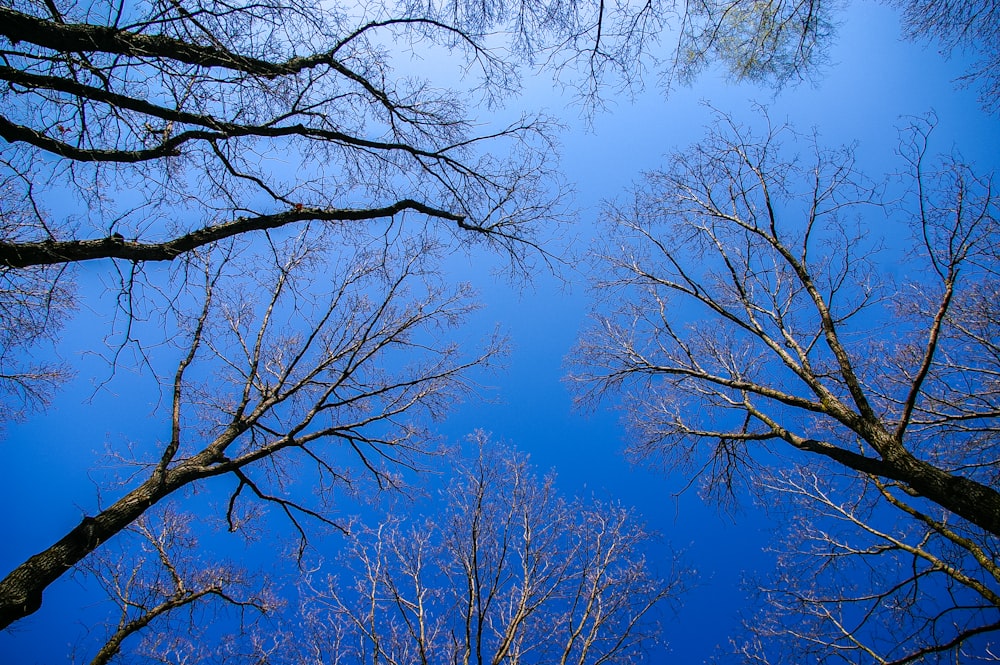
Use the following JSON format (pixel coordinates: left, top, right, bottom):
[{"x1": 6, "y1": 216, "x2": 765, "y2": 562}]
[{"x1": 2, "y1": 0, "x2": 1000, "y2": 662}]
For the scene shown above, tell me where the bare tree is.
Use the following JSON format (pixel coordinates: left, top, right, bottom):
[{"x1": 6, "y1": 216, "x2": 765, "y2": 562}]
[
  {"x1": 0, "y1": 0, "x2": 675, "y2": 643},
  {"x1": 299, "y1": 433, "x2": 682, "y2": 665},
  {"x1": 0, "y1": 0, "x2": 570, "y2": 415},
  {"x1": 0, "y1": 231, "x2": 503, "y2": 628},
  {"x1": 573, "y1": 109, "x2": 1000, "y2": 661},
  {"x1": 728, "y1": 464, "x2": 1000, "y2": 664},
  {"x1": 0, "y1": 0, "x2": 566, "y2": 266},
  {"x1": 73, "y1": 507, "x2": 278, "y2": 665}
]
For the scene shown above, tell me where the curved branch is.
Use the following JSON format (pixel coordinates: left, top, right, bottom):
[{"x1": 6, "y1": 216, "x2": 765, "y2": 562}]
[
  {"x1": 89, "y1": 585, "x2": 223, "y2": 665},
  {"x1": 0, "y1": 115, "x2": 182, "y2": 162},
  {"x1": 0, "y1": 200, "x2": 466, "y2": 268},
  {"x1": 1, "y1": 110, "x2": 482, "y2": 166},
  {"x1": 1, "y1": 7, "x2": 325, "y2": 77},
  {"x1": 1, "y1": 9, "x2": 493, "y2": 81}
]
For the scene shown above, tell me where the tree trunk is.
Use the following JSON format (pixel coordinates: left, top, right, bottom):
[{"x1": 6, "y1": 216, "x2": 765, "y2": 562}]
[
  {"x1": 888, "y1": 452, "x2": 1000, "y2": 538},
  {"x1": 0, "y1": 474, "x2": 184, "y2": 628}
]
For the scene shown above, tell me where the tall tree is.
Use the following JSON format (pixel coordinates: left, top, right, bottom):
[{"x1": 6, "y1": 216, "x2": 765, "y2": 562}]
[
  {"x1": 0, "y1": 0, "x2": 567, "y2": 417},
  {"x1": 573, "y1": 109, "x2": 1000, "y2": 661},
  {"x1": 0, "y1": 0, "x2": 668, "y2": 636},
  {"x1": 298, "y1": 434, "x2": 682, "y2": 665},
  {"x1": 0, "y1": 233, "x2": 502, "y2": 628},
  {"x1": 3, "y1": 0, "x2": 995, "y2": 414},
  {"x1": 0, "y1": 0, "x2": 560, "y2": 268}
]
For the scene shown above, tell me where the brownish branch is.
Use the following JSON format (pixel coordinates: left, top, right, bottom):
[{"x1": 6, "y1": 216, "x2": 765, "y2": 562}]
[{"x1": 0, "y1": 200, "x2": 466, "y2": 268}]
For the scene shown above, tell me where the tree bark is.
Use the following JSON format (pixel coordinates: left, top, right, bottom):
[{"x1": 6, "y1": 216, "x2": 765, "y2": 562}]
[
  {"x1": 0, "y1": 201, "x2": 465, "y2": 268},
  {"x1": 0, "y1": 7, "x2": 285, "y2": 75},
  {"x1": 794, "y1": 436, "x2": 1000, "y2": 537},
  {"x1": 0, "y1": 462, "x2": 213, "y2": 628},
  {"x1": 887, "y1": 451, "x2": 1000, "y2": 539}
]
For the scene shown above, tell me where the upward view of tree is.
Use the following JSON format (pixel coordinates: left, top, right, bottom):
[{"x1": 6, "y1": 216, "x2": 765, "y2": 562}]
[
  {"x1": 76, "y1": 507, "x2": 279, "y2": 665},
  {"x1": 573, "y1": 110, "x2": 1000, "y2": 661},
  {"x1": 0, "y1": 0, "x2": 669, "y2": 645},
  {"x1": 672, "y1": 0, "x2": 1000, "y2": 113},
  {"x1": 672, "y1": 0, "x2": 835, "y2": 87},
  {"x1": 299, "y1": 435, "x2": 681, "y2": 665},
  {"x1": 65, "y1": 436, "x2": 680, "y2": 664},
  {"x1": 2, "y1": 0, "x2": 999, "y2": 661},
  {"x1": 0, "y1": 0, "x2": 566, "y2": 421},
  {"x1": 1, "y1": 0, "x2": 996, "y2": 420},
  {"x1": 894, "y1": 0, "x2": 1000, "y2": 113},
  {"x1": 0, "y1": 232, "x2": 504, "y2": 628},
  {"x1": 0, "y1": 0, "x2": 561, "y2": 266}
]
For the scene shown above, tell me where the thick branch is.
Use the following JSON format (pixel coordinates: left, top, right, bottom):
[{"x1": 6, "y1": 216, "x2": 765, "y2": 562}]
[
  {"x1": 883, "y1": 450, "x2": 1000, "y2": 538},
  {"x1": 0, "y1": 201, "x2": 466, "y2": 268},
  {"x1": 760, "y1": 396, "x2": 1000, "y2": 536},
  {"x1": 0, "y1": 435, "x2": 240, "y2": 629},
  {"x1": 1, "y1": 111, "x2": 476, "y2": 165},
  {"x1": 0, "y1": 115, "x2": 181, "y2": 162},
  {"x1": 0, "y1": 7, "x2": 324, "y2": 77},
  {"x1": 0, "y1": 470, "x2": 188, "y2": 629}
]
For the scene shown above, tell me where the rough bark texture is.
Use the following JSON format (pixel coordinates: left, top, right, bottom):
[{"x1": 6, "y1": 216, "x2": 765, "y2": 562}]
[
  {"x1": 889, "y1": 453, "x2": 1000, "y2": 537},
  {"x1": 0, "y1": 442, "x2": 231, "y2": 627},
  {"x1": 0, "y1": 479, "x2": 174, "y2": 628}
]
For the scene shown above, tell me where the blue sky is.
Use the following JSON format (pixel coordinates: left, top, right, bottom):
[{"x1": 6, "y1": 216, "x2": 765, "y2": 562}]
[{"x1": 2, "y1": 0, "x2": 1000, "y2": 662}]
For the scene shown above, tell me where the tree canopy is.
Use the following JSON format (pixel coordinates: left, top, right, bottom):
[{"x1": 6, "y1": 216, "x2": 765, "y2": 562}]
[
  {"x1": 573, "y1": 109, "x2": 1000, "y2": 662},
  {"x1": 1, "y1": 0, "x2": 999, "y2": 662},
  {"x1": 301, "y1": 435, "x2": 680, "y2": 665}
]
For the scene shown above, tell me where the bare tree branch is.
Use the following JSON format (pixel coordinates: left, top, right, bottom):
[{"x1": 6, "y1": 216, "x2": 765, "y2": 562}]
[
  {"x1": 574, "y1": 108, "x2": 1000, "y2": 661},
  {"x1": 302, "y1": 434, "x2": 682, "y2": 665},
  {"x1": 0, "y1": 236, "x2": 502, "y2": 628}
]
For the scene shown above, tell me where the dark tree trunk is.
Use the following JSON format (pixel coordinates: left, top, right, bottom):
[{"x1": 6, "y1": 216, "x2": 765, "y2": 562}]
[
  {"x1": 888, "y1": 452, "x2": 1000, "y2": 538},
  {"x1": 0, "y1": 466, "x2": 204, "y2": 628}
]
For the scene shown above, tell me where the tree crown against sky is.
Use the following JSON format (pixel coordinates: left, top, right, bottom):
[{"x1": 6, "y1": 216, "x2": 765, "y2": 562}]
[
  {"x1": 298, "y1": 434, "x2": 681, "y2": 665},
  {"x1": 75, "y1": 507, "x2": 280, "y2": 665},
  {"x1": 672, "y1": 0, "x2": 1000, "y2": 112},
  {"x1": 65, "y1": 436, "x2": 681, "y2": 664},
  {"x1": 0, "y1": 229, "x2": 507, "y2": 628},
  {"x1": 1, "y1": 0, "x2": 999, "y2": 662},
  {"x1": 571, "y1": 109, "x2": 1000, "y2": 662},
  {"x1": 0, "y1": 0, "x2": 674, "y2": 638},
  {"x1": 0, "y1": 0, "x2": 575, "y2": 421}
]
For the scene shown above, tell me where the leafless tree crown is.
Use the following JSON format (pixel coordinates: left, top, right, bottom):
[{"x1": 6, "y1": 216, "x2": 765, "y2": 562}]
[
  {"x1": 0, "y1": 235, "x2": 504, "y2": 628},
  {"x1": 300, "y1": 434, "x2": 682, "y2": 665},
  {"x1": 573, "y1": 109, "x2": 1000, "y2": 662},
  {"x1": 76, "y1": 507, "x2": 279, "y2": 665}
]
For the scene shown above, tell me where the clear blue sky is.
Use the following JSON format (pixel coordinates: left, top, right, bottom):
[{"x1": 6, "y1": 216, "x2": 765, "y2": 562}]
[{"x1": 2, "y1": 1, "x2": 999, "y2": 662}]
